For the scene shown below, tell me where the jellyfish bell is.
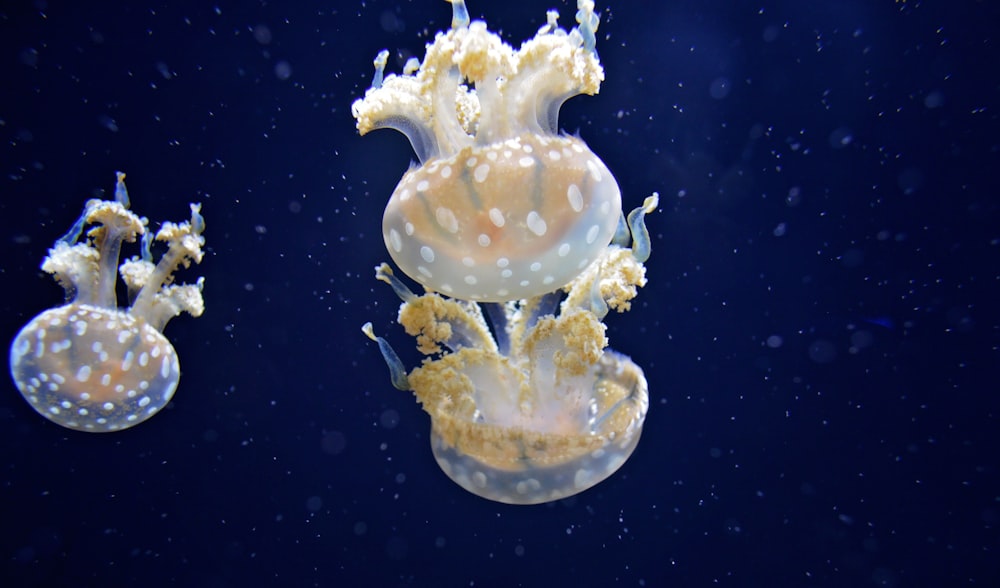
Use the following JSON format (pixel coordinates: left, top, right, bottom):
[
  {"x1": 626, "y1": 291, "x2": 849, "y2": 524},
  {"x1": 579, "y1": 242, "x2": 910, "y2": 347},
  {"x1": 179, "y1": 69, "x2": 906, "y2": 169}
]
[
  {"x1": 10, "y1": 303, "x2": 182, "y2": 432},
  {"x1": 353, "y1": 0, "x2": 621, "y2": 302}
]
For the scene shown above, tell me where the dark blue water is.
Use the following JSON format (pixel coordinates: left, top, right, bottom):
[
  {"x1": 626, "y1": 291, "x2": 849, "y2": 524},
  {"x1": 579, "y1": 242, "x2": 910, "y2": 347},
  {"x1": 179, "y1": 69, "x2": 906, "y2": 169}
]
[{"x1": 1, "y1": 0, "x2": 997, "y2": 586}]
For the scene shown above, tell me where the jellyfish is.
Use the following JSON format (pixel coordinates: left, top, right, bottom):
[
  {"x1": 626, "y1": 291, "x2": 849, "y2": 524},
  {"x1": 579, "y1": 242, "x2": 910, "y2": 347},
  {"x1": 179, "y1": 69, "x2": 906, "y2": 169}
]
[
  {"x1": 365, "y1": 195, "x2": 656, "y2": 505},
  {"x1": 354, "y1": 0, "x2": 657, "y2": 504},
  {"x1": 9, "y1": 172, "x2": 206, "y2": 432},
  {"x1": 352, "y1": 0, "x2": 621, "y2": 302}
]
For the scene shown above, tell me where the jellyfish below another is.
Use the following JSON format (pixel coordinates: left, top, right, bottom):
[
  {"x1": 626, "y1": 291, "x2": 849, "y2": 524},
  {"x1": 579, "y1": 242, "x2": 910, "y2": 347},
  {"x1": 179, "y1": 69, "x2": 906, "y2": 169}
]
[
  {"x1": 9, "y1": 172, "x2": 206, "y2": 432},
  {"x1": 365, "y1": 194, "x2": 656, "y2": 505}
]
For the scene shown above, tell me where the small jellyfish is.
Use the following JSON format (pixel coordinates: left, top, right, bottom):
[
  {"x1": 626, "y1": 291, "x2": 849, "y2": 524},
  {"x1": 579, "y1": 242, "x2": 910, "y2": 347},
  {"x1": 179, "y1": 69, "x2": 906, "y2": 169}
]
[
  {"x1": 365, "y1": 195, "x2": 658, "y2": 505},
  {"x1": 9, "y1": 172, "x2": 206, "y2": 432},
  {"x1": 352, "y1": 0, "x2": 621, "y2": 302}
]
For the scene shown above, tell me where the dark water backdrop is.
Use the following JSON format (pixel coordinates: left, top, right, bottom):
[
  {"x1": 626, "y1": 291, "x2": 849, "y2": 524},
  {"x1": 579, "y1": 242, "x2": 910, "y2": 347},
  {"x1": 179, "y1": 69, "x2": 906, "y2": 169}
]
[{"x1": 1, "y1": 0, "x2": 997, "y2": 586}]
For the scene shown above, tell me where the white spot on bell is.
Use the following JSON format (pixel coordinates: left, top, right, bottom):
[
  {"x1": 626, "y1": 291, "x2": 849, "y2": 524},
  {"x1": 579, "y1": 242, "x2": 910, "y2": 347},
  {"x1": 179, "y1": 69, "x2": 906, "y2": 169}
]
[
  {"x1": 586, "y1": 159, "x2": 603, "y2": 182},
  {"x1": 435, "y1": 207, "x2": 459, "y2": 233},
  {"x1": 567, "y1": 184, "x2": 584, "y2": 212},
  {"x1": 473, "y1": 164, "x2": 490, "y2": 183},
  {"x1": 472, "y1": 471, "x2": 487, "y2": 488},
  {"x1": 387, "y1": 228, "x2": 403, "y2": 252},
  {"x1": 488, "y1": 208, "x2": 505, "y2": 227},
  {"x1": 526, "y1": 211, "x2": 547, "y2": 236}
]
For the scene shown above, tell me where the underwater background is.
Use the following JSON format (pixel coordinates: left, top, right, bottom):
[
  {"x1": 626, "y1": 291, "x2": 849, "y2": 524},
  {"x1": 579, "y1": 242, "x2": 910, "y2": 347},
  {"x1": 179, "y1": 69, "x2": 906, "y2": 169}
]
[{"x1": 1, "y1": 0, "x2": 997, "y2": 586}]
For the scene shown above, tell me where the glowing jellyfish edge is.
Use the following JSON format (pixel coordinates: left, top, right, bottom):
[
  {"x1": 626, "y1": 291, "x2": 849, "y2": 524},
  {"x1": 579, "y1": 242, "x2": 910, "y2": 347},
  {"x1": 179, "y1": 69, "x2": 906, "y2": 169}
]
[
  {"x1": 355, "y1": 0, "x2": 657, "y2": 504},
  {"x1": 9, "y1": 172, "x2": 206, "y2": 433}
]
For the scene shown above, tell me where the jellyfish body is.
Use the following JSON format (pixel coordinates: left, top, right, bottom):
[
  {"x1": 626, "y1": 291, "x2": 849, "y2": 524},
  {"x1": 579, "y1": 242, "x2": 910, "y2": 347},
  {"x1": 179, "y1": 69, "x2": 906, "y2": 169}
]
[
  {"x1": 352, "y1": 0, "x2": 620, "y2": 302},
  {"x1": 9, "y1": 173, "x2": 206, "y2": 432}
]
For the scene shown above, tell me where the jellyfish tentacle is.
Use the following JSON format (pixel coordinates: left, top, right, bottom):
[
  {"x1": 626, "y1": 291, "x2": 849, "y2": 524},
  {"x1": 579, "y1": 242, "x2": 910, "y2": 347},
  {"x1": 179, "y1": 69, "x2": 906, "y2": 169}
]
[
  {"x1": 370, "y1": 50, "x2": 389, "y2": 89},
  {"x1": 375, "y1": 262, "x2": 417, "y2": 303},
  {"x1": 447, "y1": 0, "x2": 470, "y2": 30},
  {"x1": 113, "y1": 170, "x2": 130, "y2": 207},
  {"x1": 362, "y1": 323, "x2": 411, "y2": 391},
  {"x1": 79, "y1": 175, "x2": 146, "y2": 308},
  {"x1": 627, "y1": 193, "x2": 659, "y2": 263},
  {"x1": 576, "y1": 0, "x2": 600, "y2": 55},
  {"x1": 57, "y1": 201, "x2": 93, "y2": 246},
  {"x1": 611, "y1": 212, "x2": 630, "y2": 248},
  {"x1": 130, "y1": 203, "x2": 205, "y2": 329}
]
